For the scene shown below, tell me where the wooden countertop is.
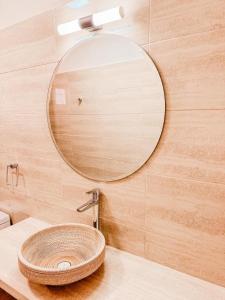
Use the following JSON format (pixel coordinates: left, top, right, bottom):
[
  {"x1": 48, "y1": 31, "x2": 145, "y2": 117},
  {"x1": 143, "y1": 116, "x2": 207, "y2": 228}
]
[{"x1": 0, "y1": 218, "x2": 224, "y2": 300}]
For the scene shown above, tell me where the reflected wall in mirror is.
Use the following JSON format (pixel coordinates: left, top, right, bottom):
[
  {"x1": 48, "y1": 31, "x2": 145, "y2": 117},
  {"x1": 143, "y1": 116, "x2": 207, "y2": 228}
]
[{"x1": 48, "y1": 34, "x2": 165, "y2": 181}]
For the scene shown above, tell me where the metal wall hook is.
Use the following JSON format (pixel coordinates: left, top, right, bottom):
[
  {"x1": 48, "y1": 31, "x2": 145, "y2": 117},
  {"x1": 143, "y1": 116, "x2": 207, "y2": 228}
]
[
  {"x1": 77, "y1": 97, "x2": 83, "y2": 105},
  {"x1": 6, "y1": 163, "x2": 19, "y2": 187}
]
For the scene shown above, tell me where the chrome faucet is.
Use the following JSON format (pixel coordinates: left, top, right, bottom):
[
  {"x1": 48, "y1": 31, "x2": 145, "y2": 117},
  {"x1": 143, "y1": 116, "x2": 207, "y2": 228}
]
[{"x1": 77, "y1": 189, "x2": 100, "y2": 230}]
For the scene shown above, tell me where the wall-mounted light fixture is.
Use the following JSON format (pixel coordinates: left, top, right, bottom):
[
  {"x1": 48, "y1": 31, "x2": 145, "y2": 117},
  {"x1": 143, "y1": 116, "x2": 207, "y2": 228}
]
[{"x1": 57, "y1": 6, "x2": 124, "y2": 36}]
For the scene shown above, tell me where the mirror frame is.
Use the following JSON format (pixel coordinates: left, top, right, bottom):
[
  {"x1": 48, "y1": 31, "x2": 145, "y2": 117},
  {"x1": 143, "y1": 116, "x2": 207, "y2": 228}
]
[{"x1": 47, "y1": 33, "x2": 166, "y2": 182}]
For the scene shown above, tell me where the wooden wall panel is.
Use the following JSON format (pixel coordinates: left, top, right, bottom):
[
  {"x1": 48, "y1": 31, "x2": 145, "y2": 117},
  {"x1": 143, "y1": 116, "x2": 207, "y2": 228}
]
[
  {"x1": 145, "y1": 175, "x2": 225, "y2": 285},
  {"x1": 150, "y1": 0, "x2": 225, "y2": 42},
  {"x1": 0, "y1": 64, "x2": 56, "y2": 114},
  {"x1": 149, "y1": 29, "x2": 225, "y2": 110},
  {"x1": 0, "y1": 0, "x2": 225, "y2": 288},
  {"x1": 0, "y1": 0, "x2": 68, "y2": 30},
  {"x1": 0, "y1": 12, "x2": 57, "y2": 74},
  {"x1": 101, "y1": 218, "x2": 146, "y2": 256},
  {"x1": 146, "y1": 110, "x2": 225, "y2": 184}
]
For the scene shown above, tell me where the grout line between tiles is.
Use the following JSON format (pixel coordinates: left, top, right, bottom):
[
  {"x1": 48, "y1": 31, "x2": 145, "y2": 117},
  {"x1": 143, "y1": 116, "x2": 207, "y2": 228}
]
[
  {"x1": 149, "y1": 27, "x2": 225, "y2": 45},
  {"x1": 0, "y1": 61, "x2": 58, "y2": 76}
]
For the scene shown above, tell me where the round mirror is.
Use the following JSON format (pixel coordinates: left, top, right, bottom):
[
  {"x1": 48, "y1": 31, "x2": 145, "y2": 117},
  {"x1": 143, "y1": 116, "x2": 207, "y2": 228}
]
[{"x1": 48, "y1": 33, "x2": 165, "y2": 182}]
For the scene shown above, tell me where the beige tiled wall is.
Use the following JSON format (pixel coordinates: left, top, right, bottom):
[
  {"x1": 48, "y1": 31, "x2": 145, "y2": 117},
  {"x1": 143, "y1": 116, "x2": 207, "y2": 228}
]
[{"x1": 0, "y1": 0, "x2": 225, "y2": 287}]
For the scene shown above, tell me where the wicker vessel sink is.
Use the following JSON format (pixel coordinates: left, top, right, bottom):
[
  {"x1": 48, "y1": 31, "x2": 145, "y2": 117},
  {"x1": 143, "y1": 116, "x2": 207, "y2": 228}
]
[{"x1": 18, "y1": 223, "x2": 105, "y2": 286}]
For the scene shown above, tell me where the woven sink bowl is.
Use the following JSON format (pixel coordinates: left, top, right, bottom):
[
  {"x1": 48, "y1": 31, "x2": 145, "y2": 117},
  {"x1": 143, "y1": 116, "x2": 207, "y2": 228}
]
[{"x1": 18, "y1": 223, "x2": 105, "y2": 286}]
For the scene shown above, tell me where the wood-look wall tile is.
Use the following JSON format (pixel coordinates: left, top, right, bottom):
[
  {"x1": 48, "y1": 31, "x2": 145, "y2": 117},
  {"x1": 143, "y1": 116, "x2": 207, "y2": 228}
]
[
  {"x1": 145, "y1": 222, "x2": 225, "y2": 286},
  {"x1": 144, "y1": 174, "x2": 225, "y2": 285},
  {"x1": 145, "y1": 175, "x2": 225, "y2": 235},
  {"x1": 0, "y1": 74, "x2": 4, "y2": 106},
  {"x1": 149, "y1": 29, "x2": 225, "y2": 110},
  {"x1": 60, "y1": 161, "x2": 103, "y2": 188},
  {"x1": 146, "y1": 110, "x2": 225, "y2": 185},
  {"x1": 0, "y1": 191, "x2": 29, "y2": 224},
  {"x1": 0, "y1": 187, "x2": 74, "y2": 225},
  {"x1": 0, "y1": 0, "x2": 69, "y2": 30},
  {"x1": 100, "y1": 175, "x2": 146, "y2": 229},
  {"x1": 1, "y1": 63, "x2": 56, "y2": 114},
  {"x1": 0, "y1": 12, "x2": 57, "y2": 73},
  {"x1": 21, "y1": 196, "x2": 93, "y2": 225},
  {"x1": 145, "y1": 219, "x2": 225, "y2": 286},
  {"x1": 101, "y1": 192, "x2": 146, "y2": 230},
  {"x1": 150, "y1": 0, "x2": 225, "y2": 42},
  {"x1": 19, "y1": 158, "x2": 62, "y2": 204},
  {"x1": 0, "y1": 114, "x2": 53, "y2": 152},
  {"x1": 0, "y1": 187, "x2": 24, "y2": 200},
  {"x1": 101, "y1": 218, "x2": 145, "y2": 257}
]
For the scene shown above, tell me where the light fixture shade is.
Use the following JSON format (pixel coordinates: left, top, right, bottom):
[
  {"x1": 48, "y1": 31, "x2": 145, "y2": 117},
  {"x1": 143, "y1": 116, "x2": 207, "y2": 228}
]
[
  {"x1": 57, "y1": 19, "x2": 81, "y2": 35},
  {"x1": 92, "y1": 6, "x2": 124, "y2": 27},
  {"x1": 57, "y1": 6, "x2": 124, "y2": 36}
]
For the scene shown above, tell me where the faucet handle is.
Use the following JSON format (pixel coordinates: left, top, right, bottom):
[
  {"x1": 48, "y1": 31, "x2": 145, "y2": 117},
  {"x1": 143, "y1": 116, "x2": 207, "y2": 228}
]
[
  {"x1": 86, "y1": 188, "x2": 100, "y2": 196},
  {"x1": 77, "y1": 199, "x2": 96, "y2": 213}
]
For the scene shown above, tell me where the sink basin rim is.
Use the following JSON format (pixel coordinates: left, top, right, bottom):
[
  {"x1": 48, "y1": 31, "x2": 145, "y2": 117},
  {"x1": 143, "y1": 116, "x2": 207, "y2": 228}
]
[{"x1": 18, "y1": 223, "x2": 105, "y2": 274}]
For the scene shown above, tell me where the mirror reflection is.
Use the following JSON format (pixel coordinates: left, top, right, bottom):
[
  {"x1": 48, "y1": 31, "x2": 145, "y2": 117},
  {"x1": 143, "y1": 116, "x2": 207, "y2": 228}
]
[{"x1": 48, "y1": 34, "x2": 165, "y2": 181}]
